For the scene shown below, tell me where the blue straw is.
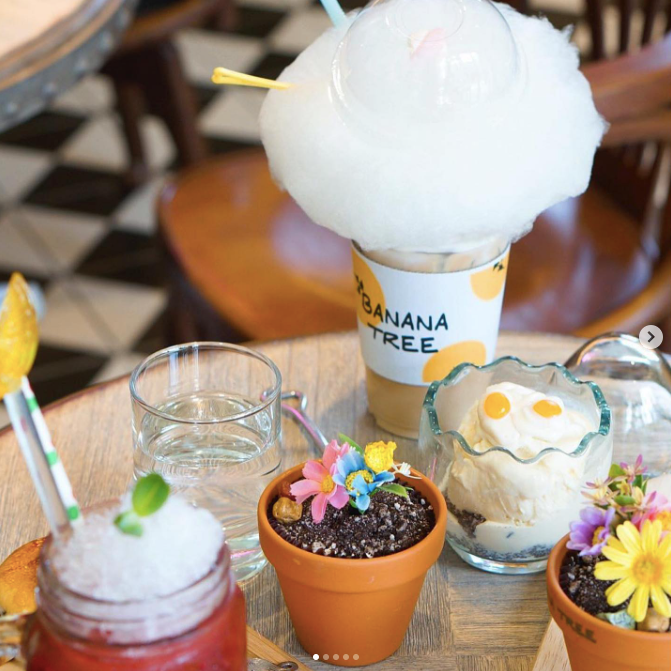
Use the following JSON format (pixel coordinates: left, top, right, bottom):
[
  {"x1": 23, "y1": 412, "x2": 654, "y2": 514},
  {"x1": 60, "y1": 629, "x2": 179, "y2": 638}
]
[{"x1": 319, "y1": 0, "x2": 347, "y2": 26}]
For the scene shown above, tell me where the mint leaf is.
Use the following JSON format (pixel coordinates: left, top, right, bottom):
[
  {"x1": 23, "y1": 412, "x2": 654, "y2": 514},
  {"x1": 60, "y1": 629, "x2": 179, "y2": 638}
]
[
  {"x1": 596, "y1": 610, "x2": 635, "y2": 629},
  {"x1": 338, "y1": 433, "x2": 364, "y2": 456},
  {"x1": 378, "y1": 483, "x2": 410, "y2": 499},
  {"x1": 132, "y1": 473, "x2": 170, "y2": 517},
  {"x1": 114, "y1": 511, "x2": 143, "y2": 537}
]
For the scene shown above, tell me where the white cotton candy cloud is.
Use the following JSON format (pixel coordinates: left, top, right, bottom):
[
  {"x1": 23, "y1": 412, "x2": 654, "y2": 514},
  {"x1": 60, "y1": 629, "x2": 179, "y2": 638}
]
[{"x1": 260, "y1": 0, "x2": 606, "y2": 253}]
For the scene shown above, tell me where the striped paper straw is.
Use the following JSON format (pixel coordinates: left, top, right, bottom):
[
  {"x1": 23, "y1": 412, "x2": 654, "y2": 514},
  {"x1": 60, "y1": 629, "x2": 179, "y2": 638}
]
[
  {"x1": 20, "y1": 378, "x2": 81, "y2": 524},
  {"x1": 4, "y1": 378, "x2": 82, "y2": 533},
  {"x1": 4, "y1": 393, "x2": 74, "y2": 534}
]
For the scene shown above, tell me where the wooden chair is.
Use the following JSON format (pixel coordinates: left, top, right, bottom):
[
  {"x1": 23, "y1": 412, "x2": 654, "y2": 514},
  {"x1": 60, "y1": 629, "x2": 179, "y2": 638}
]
[
  {"x1": 158, "y1": 26, "x2": 671, "y2": 346},
  {"x1": 574, "y1": 33, "x2": 671, "y2": 338},
  {"x1": 503, "y1": 14, "x2": 671, "y2": 341},
  {"x1": 585, "y1": 0, "x2": 670, "y2": 61},
  {"x1": 580, "y1": 0, "x2": 671, "y2": 337},
  {"x1": 102, "y1": 0, "x2": 230, "y2": 184}
]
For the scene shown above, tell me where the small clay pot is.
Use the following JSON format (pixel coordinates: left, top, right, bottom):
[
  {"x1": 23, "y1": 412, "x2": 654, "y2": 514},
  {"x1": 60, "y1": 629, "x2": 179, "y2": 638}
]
[
  {"x1": 547, "y1": 535, "x2": 671, "y2": 671},
  {"x1": 258, "y1": 463, "x2": 447, "y2": 667}
]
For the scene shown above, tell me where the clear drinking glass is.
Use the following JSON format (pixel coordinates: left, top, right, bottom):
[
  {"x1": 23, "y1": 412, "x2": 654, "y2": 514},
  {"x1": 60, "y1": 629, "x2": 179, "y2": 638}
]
[
  {"x1": 418, "y1": 357, "x2": 613, "y2": 574},
  {"x1": 130, "y1": 343, "x2": 282, "y2": 583}
]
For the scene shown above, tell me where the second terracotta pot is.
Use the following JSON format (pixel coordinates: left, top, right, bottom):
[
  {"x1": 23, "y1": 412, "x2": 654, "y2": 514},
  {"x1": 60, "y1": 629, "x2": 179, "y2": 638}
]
[
  {"x1": 548, "y1": 535, "x2": 671, "y2": 671},
  {"x1": 258, "y1": 463, "x2": 447, "y2": 667}
]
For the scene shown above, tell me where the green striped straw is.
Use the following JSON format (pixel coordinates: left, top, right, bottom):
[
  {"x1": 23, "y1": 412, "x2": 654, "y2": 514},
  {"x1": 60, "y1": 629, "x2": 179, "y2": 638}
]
[{"x1": 3, "y1": 378, "x2": 81, "y2": 535}]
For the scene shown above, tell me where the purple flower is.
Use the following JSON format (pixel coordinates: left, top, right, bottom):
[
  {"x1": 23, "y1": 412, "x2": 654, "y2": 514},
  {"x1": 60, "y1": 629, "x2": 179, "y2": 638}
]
[{"x1": 567, "y1": 507, "x2": 616, "y2": 556}]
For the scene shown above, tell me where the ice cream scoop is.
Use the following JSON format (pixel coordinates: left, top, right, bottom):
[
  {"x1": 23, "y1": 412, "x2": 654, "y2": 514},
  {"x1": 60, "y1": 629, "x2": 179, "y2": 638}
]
[
  {"x1": 465, "y1": 381, "x2": 596, "y2": 459},
  {"x1": 448, "y1": 382, "x2": 596, "y2": 524}
]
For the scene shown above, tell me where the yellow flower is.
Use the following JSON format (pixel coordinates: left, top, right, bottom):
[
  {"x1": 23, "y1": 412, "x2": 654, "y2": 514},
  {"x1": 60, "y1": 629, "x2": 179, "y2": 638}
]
[
  {"x1": 656, "y1": 511, "x2": 671, "y2": 533},
  {"x1": 364, "y1": 441, "x2": 397, "y2": 474},
  {"x1": 594, "y1": 520, "x2": 671, "y2": 622}
]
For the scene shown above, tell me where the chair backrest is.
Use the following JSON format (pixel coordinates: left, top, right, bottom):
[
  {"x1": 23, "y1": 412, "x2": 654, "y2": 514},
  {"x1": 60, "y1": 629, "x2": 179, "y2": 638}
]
[
  {"x1": 583, "y1": 0, "x2": 671, "y2": 258},
  {"x1": 577, "y1": 34, "x2": 671, "y2": 335},
  {"x1": 586, "y1": 0, "x2": 671, "y2": 61}
]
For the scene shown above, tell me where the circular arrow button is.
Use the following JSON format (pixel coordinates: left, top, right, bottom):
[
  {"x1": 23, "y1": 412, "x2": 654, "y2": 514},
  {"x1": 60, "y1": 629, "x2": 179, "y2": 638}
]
[{"x1": 639, "y1": 325, "x2": 663, "y2": 350}]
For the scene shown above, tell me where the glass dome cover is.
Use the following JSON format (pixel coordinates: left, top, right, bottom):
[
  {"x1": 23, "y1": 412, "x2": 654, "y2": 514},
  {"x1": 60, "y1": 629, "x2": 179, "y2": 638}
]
[{"x1": 331, "y1": 0, "x2": 523, "y2": 128}]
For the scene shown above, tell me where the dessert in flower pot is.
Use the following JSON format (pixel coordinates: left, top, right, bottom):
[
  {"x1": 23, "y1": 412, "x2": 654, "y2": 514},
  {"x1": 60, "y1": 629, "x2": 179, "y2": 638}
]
[
  {"x1": 258, "y1": 437, "x2": 447, "y2": 666},
  {"x1": 548, "y1": 457, "x2": 671, "y2": 671}
]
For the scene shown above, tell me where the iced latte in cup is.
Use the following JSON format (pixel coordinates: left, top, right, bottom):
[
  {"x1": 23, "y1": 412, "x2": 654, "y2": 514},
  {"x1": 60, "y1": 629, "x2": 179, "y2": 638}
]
[{"x1": 259, "y1": 0, "x2": 606, "y2": 435}]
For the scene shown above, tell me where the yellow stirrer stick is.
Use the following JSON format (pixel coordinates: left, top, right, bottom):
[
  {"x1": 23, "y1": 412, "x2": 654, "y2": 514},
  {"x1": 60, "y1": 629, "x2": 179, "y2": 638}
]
[{"x1": 212, "y1": 67, "x2": 293, "y2": 91}]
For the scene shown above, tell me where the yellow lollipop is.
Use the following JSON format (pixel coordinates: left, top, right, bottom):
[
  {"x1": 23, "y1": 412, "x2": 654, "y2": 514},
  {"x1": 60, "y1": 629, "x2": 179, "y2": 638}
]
[
  {"x1": 0, "y1": 273, "x2": 38, "y2": 398},
  {"x1": 0, "y1": 273, "x2": 81, "y2": 533}
]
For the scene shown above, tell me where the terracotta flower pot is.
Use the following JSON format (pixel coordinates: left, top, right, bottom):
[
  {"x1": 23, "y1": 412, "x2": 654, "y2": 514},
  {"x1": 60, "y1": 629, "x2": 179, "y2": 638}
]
[
  {"x1": 258, "y1": 463, "x2": 447, "y2": 667},
  {"x1": 547, "y1": 535, "x2": 671, "y2": 671}
]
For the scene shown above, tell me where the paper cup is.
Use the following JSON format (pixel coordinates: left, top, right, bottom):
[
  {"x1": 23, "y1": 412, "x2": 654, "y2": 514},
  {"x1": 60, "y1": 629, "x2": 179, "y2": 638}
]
[{"x1": 353, "y1": 238, "x2": 510, "y2": 438}]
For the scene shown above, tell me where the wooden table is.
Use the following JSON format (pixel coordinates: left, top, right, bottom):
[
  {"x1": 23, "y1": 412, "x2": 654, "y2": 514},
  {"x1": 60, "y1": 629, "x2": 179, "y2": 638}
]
[
  {"x1": 159, "y1": 150, "x2": 656, "y2": 344},
  {"x1": 0, "y1": 331, "x2": 580, "y2": 671},
  {"x1": 0, "y1": 0, "x2": 137, "y2": 132}
]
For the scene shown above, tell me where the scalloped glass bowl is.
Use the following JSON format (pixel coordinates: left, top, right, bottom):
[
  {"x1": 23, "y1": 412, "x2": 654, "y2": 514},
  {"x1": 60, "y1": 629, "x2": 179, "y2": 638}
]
[{"x1": 417, "y1": 357, "x2": 613, "y2": 574}]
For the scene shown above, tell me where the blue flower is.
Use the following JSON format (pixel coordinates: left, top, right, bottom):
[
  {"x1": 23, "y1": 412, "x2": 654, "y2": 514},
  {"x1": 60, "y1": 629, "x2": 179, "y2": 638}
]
[
  {"x1": 333, "y1": 450, "x2": 394, "y2": 512},
  {"x1": 333, "y1": 450, "x2": 366, "y2": 486}
]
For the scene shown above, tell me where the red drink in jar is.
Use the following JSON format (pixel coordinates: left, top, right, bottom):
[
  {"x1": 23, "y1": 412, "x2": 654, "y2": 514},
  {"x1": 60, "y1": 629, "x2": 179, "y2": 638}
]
[{"x1": 22, "y1": 500, "x2": 247, "y2": 671}]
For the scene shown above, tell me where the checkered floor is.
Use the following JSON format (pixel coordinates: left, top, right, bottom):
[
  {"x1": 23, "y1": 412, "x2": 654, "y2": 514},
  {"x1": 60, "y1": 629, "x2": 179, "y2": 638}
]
[{"x1": 0, "y1": 0, "x2": 637, "y2": 428}]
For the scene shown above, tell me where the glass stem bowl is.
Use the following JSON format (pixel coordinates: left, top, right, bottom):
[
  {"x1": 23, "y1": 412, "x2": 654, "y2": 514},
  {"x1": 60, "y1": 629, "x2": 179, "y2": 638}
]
[{"x1": 418, "y1": 356, "x2": 613, "y2": 574}]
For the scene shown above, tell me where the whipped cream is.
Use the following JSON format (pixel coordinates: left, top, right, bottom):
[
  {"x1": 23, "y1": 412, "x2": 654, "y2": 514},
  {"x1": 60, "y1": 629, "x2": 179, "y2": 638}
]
[{"x1": 445, "y1": 382, "x2": 605, "y2": 561}]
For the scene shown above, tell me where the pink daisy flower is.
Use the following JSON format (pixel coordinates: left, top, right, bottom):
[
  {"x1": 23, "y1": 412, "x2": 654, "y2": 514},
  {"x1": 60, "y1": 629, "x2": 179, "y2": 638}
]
[{"x1": 290, "y1": 441, "x2": 350, "y2": 523}]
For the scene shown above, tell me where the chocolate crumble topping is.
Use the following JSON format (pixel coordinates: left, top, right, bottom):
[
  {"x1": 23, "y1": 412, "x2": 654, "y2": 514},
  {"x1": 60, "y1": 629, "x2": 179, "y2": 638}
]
[
  {"x1": 446, "y1": 494, "x2": 486, "y2": 537},
  {"x1": 269, "y1": 483, "x2": 435, "y2": 559}
]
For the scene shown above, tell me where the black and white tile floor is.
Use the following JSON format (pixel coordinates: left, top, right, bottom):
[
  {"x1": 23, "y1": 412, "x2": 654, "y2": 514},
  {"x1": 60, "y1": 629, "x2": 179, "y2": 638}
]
[{"x1": 0, "y1": 0, "x2": 642, "y2": 427}]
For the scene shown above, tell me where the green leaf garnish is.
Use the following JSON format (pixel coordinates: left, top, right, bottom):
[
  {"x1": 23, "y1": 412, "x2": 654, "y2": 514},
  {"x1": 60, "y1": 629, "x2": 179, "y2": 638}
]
[
  {"x1": 378, "y1": 483, "x2": 410, "y2": 499},
  {"x1": 114, "y1": 511, "x2": 143, "y2": 537},
  {"x1": 114, "y1": 474, "x2": 170, "y2": 537},
  {"x1": 132, "y1": 473, "x2": 170, "y2": 517},
  {"x1": 614, "y1": 495, "x2": 635, "y2": 506},
  {"x1": 338, "y1": 433, "x2": 364, "y2": 456}
]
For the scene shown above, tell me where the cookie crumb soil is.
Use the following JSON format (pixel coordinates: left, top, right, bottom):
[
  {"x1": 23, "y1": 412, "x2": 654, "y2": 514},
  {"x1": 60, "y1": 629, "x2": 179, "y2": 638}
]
[
  {"x1": 269, "y1": 482, "x2": 435, "y2": 559},
  {"x1": 560, "y1": 551, "x2": 618, "y2": 615},
  {"x1": 559, "y1": 551, "x2": 671, "y2": 632},
  {"x1": 446, "y1": 495, "x2": 485, "y2": 538}
]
